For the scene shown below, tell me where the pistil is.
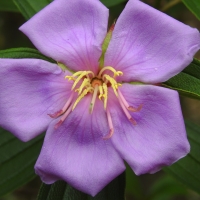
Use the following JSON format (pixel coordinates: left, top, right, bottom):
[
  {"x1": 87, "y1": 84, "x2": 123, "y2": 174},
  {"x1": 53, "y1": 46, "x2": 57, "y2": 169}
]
[{"x1": 90, "y1": 85, "x2": 99, "y2": 113}]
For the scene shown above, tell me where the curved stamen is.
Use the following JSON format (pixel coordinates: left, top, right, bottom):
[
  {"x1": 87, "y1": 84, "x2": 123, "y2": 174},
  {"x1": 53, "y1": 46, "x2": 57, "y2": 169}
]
[
  {"x1": 103, "y1": 74, "x2": 119, "y2": 96},
  {"x1": 65, "y1": 71, "x2": 84, "y2": 81},
  {"x1": 76, "y1": 78, "x2": 90, "y2": 94},
  {"x1": 65, "y1": 71, "x2": 94, "y2": 90},
  {"x1": 128, "y1": 104, "x2": 143, "y2": 112},
  {"x1": 54, "y1": 103, "x2": 73, "y2": 129},
  {"x1": 98, "y1": 85, "x2": 104, "y2": 100},
  {"x1": 118, "y1": 89, "x2": 129, "y2": 108},
  {"x1": 103, "y1": 108, "x2": 114, "y2": 139},
  {"x1": 71, "y1": 71, "x2": 88, "y2": 90},
  {"x1": 48, "y1": 93, "x2": 74, "y2": 118},
  {"x1": 72, "y1": 87, "x2": 93, "y2": 110},
  {"x1": 48, "y1": 110, "x2": 63, "y2": 118},
  {"x1": 65, "y1": 76, "x2": 75, "y2": 81},
  {"x1": 118, "y1": 89, "x2": 143, "y2": 112},
  {"x1": 61, "y1": 93, "x2": 74, "y2": 111},
  {"x1": 86, "y1": 71, "x2": 95, "y2": 79},
  {"x1": 68, "y1": 70, "x2": 94, "y2": 78},
  {"x1": 102, "y1": 83, "x2": 108, "y2": 109},
  {"x1": 98, "y1": 66, "x2": 123, "y2": 78},
  {"x1": 118, "y1": 96, "x2": 137, "y2": 125}
]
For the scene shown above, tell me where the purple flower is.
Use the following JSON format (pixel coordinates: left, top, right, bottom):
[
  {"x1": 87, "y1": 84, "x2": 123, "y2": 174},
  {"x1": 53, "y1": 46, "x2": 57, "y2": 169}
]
[{"x1": 0, "y1": 0, "x2": 200, "y2": 196}]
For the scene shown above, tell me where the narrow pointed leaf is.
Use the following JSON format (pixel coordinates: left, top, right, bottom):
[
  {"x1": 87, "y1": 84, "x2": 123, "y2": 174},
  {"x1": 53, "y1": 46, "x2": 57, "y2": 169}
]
[
  {"x1": 13, "y1": 0, "x2": 126, "y2": 20},
  {"x1": 148, "y1": 175, "x2": 187, "y2": 200},
  {"x1": 37, "y1": 181, "x2": 66, "y2": 200},
  {"x1": 13, "y1": 0, "x2": 52, "y2": 19},
  {"x1": 37, "y1": 173, "x2": 125, "y2": 200},
  {"x1": 163, "y1": 59, "x2": 200, "y2": 100},
  {"x1": 164, "y1": 121, "x2": 200, "y2": 195},
  {"x1": 0, "y1": 47, "x2": 55, "y2": 63},
  {"x1": 0, "y1": 0, "x2": 18, "y2": 12},
  {"x1": 182, "y1": 0, "x2": 200, "y2": 20},
  {"x1": 0, "y1": 129, "x2": 43, "y2": 197}
]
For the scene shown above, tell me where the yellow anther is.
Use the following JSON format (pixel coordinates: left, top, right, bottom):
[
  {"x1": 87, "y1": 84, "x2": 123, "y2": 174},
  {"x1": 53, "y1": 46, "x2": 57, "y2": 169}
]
[
  {"x1": 98, "y1": 66, "x2": 123, "y2": 78},
  {"x1": 88, "y1": 71, "x2": 95, "y2": 78},
  {"x1": 103, "y1": 83, "x2": 108, "y2": 109},
  {"x1": 76, "y1": 78, "x2": 90, "y2": 95},
  {"x1": 114, "y1": 83, "x2": 122, "y2": 89},
  {"x1": 65, "y1": 76, "x2": 76, "y2": 81},
  {"x1": 72, "y1": 71, "x2": 85, "y2": 77},
  {"x1": 81, "y1": 71, "x2": 95, "y2": 78},
  {"x1": 115, "y1": 71, "x2": 123, "y2": 77},
  {"x1": 65, "y1": 71, "x2": 83, "y2": 80},
  {"x1": 72, "y1": 87, "x2": 93, "y2": 110},
  {"x1": 103, "y1": 74, "x2": 118, "y2": 97},
  {"x1": 71, "y1": 71, "x2": 95, "y2": 90},
  {"x1": 65, "y1": 70, "x2": 94, "y2": 82},
  {"x1": 71, "y1": 71, "x2": 87, "y2": 90},
  {"x1": 98, "y1": 85, "x2": 104, "y2": 100}
]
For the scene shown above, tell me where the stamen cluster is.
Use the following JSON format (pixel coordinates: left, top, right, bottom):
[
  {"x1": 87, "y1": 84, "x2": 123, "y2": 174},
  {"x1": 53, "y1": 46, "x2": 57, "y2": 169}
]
[
  {"x1": 49, "y1": 66, "x2": 142, "y2": 139},
  {"x1": 65, "y1": 66, "x2": 122, "y2": 112}
]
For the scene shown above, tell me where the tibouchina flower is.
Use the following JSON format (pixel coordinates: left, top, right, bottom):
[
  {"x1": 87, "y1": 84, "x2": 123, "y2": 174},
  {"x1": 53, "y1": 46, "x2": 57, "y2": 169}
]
[{"x1": 0, "y1": 0, "x2": 200, "y2": 196}]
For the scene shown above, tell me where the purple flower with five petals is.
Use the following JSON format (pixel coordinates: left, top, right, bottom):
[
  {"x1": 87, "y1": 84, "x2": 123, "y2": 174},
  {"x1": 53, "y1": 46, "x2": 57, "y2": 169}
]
[{"x1": 0, "y1": 0, "x2": 200, "y2": 196}]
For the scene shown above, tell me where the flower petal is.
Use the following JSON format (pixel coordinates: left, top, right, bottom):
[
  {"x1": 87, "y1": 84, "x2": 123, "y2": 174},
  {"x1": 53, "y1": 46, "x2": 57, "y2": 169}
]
[
  {"x1": 19, "y1": 0, "x2": 108, "y2": 73},
  {"x1": 105, "y1": 0, "x2": 200, "y2": 83},
  {"x1": 109, "y1": 84, "x2": 190, "y2": 175},
  {"x1": 35, "y1": 96, "x2": 125, "y2": 196},
  {"x1": 0, "y1": 59, "x2": 72, "y2": 141}
]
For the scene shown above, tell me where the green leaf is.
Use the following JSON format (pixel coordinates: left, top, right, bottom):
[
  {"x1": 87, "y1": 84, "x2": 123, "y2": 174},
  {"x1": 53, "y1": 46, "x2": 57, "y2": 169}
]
[
  {"x1": 182, "y1": 0, "x2": 200, "y2": 20},
  {"x1": 0, "y1": 0, "x2": 18, "y2": 12},
  {"x1": 100, "y1": 0, "x2": 127, "y2": 7},
  {"x1": 125, "y1": 164, "x2": 144, "y2": 199},
  {"x1": 37, "y1": 173, "x2": 126, "y2": 200},
  {"x1": 164, "y1": 121, "x2": 200, "y2": 195},
  {"x1": 13, "y1": 0, "x2": 52, "y2": 19},
  {"x1": 148, "y1": 175, "x2": 187, "y2": 200},
  {"x1": 163, "y1": 59, "x2": 200, "y2": 100},
  {"x1": 0, "y1": 47, "x2": 55, "y2": 63},
  {"x1": 37, "y1": 181, "x2": 66, "y2": 200},
  {"x1": 0, "y1": 129, "x2": 43, "y2": 197},
  {"x1": 13, "y1": 0, "x2": 126, "y2": 20}
]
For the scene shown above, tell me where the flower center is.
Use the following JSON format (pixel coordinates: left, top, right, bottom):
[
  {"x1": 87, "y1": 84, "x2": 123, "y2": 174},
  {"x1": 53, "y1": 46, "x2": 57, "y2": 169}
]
[
  {"x1": 64, "y1": 66, "x2": 123, "y2": 113},
  {"x1": 48, "y1": 66, "x2": 142, "y2": 139}
]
